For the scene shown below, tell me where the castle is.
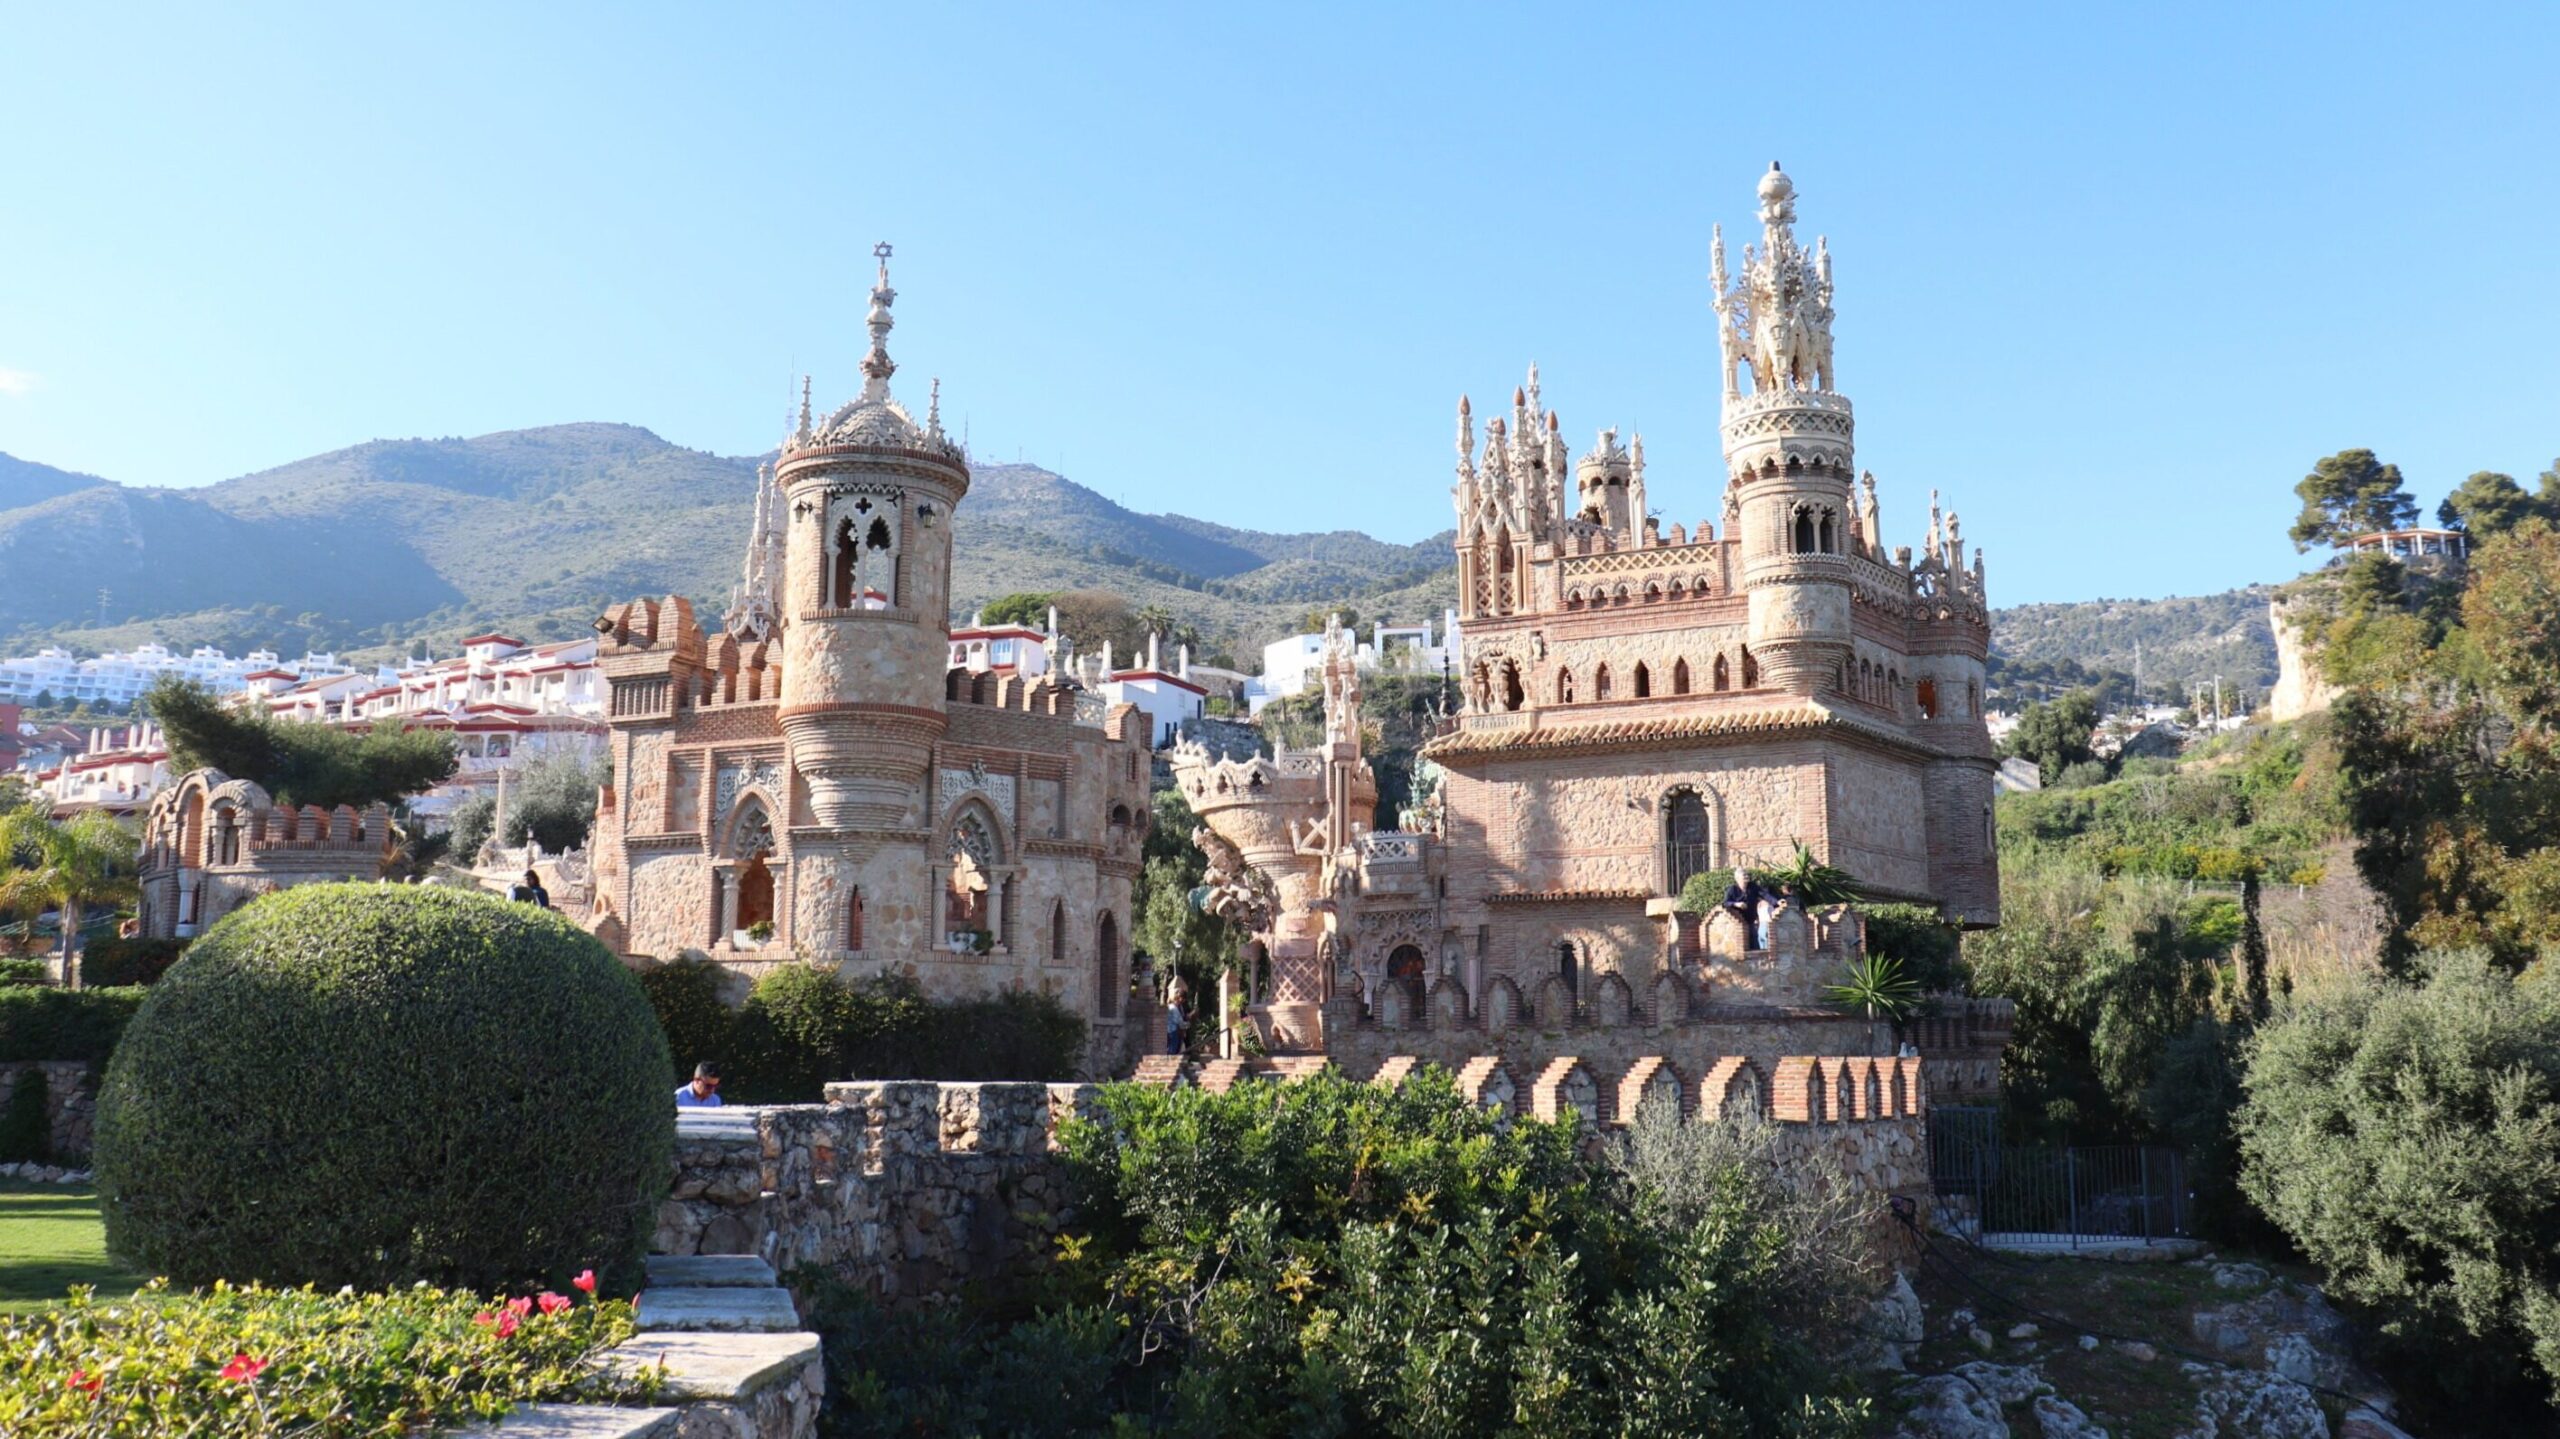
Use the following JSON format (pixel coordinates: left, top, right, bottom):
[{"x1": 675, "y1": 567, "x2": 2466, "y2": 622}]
[
  {"x1": 1171, "y1": 166, "x2": 2007, "y2": 1097},
  {"x1": 583, "y1": 247, "x2": 1153, "y2": 1074}
]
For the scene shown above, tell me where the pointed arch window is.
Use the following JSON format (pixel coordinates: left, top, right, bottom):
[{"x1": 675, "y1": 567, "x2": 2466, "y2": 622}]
[
  {"x1": 1096, "y1": 911, "x2": 1121, "y2": 1018},
  {"x1": 1742, "y1": 647, "x2": 1760, "y2": 689},
  {"x1": 1817, "y1": 509, "x2": 1836, "y2": 554},
  {"x1": 1663, "y1": 787, "x2": 1711, "y2": 894},
  {"x1": 1594, "y1": 664, "x2": 1613, "y2": 702},
  {"x1": 847, "y1": 887, "x2": 866, "y2": 951},
  {"x1": 832, "y1": 517, "x2": 858, "y2": 608},
  {"x1": 1713, "y1": 653, "x2": 1731, "y2": 692},
  {"x1": 1633, "y1": 662, "x2": 1652, "y2": 699},
  {"x1": 1556, "y1": 668, "x2": 1575, "y2": 704},
  {"x1": 1793, "y1": 507, "x2": 1816, "y2": 554},
  {"x1": 1672, "y1": 658, "x2": 1691, "y2": 695}
]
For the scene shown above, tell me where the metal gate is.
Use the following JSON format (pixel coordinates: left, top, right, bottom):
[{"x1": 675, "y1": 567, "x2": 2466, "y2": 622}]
[{"x1": 1930, "y1": 1108, "x2": 2192, "y2": 1249}]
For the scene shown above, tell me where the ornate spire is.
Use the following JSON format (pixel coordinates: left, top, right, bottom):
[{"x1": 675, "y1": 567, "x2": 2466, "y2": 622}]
[
  {"x1": 1629, "y1": 433, "x2": 1648, "y2": 540},
  {"x1": 1455, "y1": 395, "x2": 1474, "y2": 473},
  {"x1": 796, "y1": 376, "x2": 813, "y2": 442},
  {"x1": 1717, "y1": 164, "x2": 1837, "y2": 398},
  {"x1": 858, "y1": 241, "x2": 897, "y2": 402},
  {"x1": 725, "y1": 460, "x2": 783, "y2": 641},
  {"x1": 926, "y1": 377, "x2": 944, "y2": 439}
]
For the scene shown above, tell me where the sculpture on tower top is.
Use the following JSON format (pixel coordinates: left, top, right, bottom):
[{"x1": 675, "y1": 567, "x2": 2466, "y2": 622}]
[
  {"x1": 1711, "y1": 163, "x2": 1837, "y2": 398},
  {"x1": 1320, "y1": 612, "x2": 1363, "y2": 750}
]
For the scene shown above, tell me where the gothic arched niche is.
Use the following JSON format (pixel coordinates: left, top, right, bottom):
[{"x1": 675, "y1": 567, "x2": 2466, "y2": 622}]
[{"x1": 945, "y1": 808, "x2": 998, "y2": 938}]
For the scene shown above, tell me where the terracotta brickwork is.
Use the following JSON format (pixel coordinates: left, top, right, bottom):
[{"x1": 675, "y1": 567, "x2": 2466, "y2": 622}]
[
  {"x1": 584, "y1": 257, "x2": 1149, "y2": 1077},
  {"x1": 136, "y1": 768, "x2": 394, "y2": 939}
]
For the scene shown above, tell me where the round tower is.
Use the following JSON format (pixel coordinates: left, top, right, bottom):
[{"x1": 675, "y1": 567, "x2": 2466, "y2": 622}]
[
  {"x1": 776, "y1": 245, "x2": 971, "y2": 828},
  {"x1": 1715, "y1": 165, "x2": 1856, "y2": 698}
]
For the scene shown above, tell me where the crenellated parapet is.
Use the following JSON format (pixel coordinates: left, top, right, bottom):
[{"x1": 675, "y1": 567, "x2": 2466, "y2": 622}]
[{"x1": 136, "y1": 768, "x2": 394, "y2": 939}]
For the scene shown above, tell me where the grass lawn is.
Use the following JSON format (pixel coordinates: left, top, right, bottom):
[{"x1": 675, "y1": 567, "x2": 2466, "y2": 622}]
[{"x1": 0, "y1": 1179, "x2": 148, "y2": 1315}]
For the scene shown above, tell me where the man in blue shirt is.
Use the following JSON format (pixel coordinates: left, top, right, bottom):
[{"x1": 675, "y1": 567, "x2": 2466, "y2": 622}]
[{"x1": 675, "y1": 1062, "x2": 723, "y2": 1107}]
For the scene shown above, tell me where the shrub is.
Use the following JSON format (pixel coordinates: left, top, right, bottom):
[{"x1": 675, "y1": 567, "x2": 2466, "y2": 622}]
[
  {"x1": 0, "y1": 1277, "x2": 647, "y2": 1435},
  {"x1": 722, "y1": 967, "x2": 1085, "y2": 1101},
  {"x1": 78, "y1": 936, "x2": 188, "y2": 988},
  {"x1": 0, "y1": 957, "x2": 50, "y2": 988},
  {"x1": 93, "y1": 885, "x2": 672, "y2": 1294},
  {"x1": 0, "y1": 1066, "x2": 45, "y2": 1163},
  {"x1": 0, "y1": 986, "x2": 145, "y2": 1063},
  {"x1": 1861, "y1": 901, "x2": 1964, "y2": 991},
  {"x1": 2239, "y1": 951, "x2": 2560, "y2": 1416},
  {"x1": 637, "y1": 956, "x2": 735, "y2": 1088}
]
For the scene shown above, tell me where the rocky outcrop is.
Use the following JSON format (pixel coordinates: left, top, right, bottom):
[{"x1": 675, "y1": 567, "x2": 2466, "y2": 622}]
[{"x1": 2267, "y1": 599, "x2": 2338, "y2": 724}]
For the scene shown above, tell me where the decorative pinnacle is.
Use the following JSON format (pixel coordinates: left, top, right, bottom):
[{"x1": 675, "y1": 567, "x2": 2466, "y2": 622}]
[
  {"x1": 797, "y1": 376, "x2": 812, "y2": 437},
  {"x1": 860, "y1": 241, "x2": 897, "y2": 397},
  {"x1": 926, "y1": 377, "x2": 942, "y2": 432}
]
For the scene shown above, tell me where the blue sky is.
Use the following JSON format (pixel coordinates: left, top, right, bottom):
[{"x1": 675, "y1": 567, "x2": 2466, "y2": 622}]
[{"x1": 3, "y1": 3, "x2": 2555, "y2": 606}]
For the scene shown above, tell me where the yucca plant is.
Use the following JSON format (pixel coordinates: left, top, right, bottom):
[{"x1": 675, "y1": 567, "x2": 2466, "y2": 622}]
[
  {"x1": 1824, "y1": 952, "x2": 1923, "y2": 1026},
  {"x1": 1759, "y1": 840, "x2": 1860, "y2": 907}
]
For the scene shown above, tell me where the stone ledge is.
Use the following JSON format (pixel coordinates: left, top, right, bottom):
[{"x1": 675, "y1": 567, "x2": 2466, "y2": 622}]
[
  {"x1": 604, "y1": 1330, "x2": 822, "y2": 1402},
  {"x1": 634, "y1": 1285, "x2": 802, "y2": 1332},
  {"x1": 453, "y1": 1403, "x2": 679, "y2": 1437},
  {"x1": 645, "y1": 1255, "x2": 779, "y2": 1289}
]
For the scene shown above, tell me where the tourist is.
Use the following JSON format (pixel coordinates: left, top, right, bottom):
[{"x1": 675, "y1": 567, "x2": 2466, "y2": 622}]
[
  {"x1": 510, "y1": 868, "x2": 550, "y2": 908},
  {"x1": 1722, "y1": 867, "x2": 1766, "y2": 949},
  {"x1": 1165, "y1": 985, "x2": 1188, "y2": 1056},
  {"x1": 675, "y1": 1062, "x2": 722, "y2": 1108}
]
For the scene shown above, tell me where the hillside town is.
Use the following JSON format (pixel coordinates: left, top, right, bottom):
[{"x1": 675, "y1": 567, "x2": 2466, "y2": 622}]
[{"x1": 1, "y1": 10, "x2": 2552, "y2": 1436}]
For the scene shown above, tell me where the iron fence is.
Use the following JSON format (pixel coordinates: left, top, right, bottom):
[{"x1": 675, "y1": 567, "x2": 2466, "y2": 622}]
[{"x1": 1930, "y1": 1107, "x2": 2192, "y2": 1249}]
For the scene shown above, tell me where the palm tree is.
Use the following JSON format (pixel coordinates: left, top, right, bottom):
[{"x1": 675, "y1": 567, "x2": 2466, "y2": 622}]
[{"x1": 0, "y1": 809, "x2": 139, "y2": 986}]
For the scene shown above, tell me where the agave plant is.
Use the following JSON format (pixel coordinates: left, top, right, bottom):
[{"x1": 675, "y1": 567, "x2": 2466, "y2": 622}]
[
  {"x1": 1758, "y1": 840, "x2": 1860, "y2": 907},
  {"x1": 1824, "y1": 952, "x2": 1924, "y2": 1025}
]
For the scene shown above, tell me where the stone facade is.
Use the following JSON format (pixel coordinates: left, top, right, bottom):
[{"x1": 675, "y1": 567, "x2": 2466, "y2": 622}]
[
  {"x1": 1171, "y1": 167, "x2": 2004, "y2": 1091},
  {"x1": 659, "y1": 1063, "x2": 1932, "y2": 1302},
  {"x1": 584, "y1": 250, "x2": 1151, "y2": 1076},
  {"x1": 136, "y1": 768, "x2": 393, "y2": 938},
  {"x1": 0, "y1": 1060, "x2": 98, "y2": 1162}
]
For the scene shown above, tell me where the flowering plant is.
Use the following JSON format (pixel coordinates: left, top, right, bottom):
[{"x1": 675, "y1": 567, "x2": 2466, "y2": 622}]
[{"x1": 0, "y1": 1275, "x2": 653, "y2": 1436}]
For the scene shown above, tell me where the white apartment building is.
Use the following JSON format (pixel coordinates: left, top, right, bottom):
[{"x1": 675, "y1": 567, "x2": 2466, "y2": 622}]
[
  {"x1": 29, "y1": 722, "x2": 171, "y2": 815},
  {"x1": 0, "y1": 644, "x2": 357, "y2": 707},
  {"x1": 1243, "y1": 609, "x2": 1462, "y2": 715}
]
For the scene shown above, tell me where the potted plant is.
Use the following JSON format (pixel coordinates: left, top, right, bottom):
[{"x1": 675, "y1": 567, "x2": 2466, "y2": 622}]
[{"x1": 744, "y1": 919, "x2": 775, "y2": 945}]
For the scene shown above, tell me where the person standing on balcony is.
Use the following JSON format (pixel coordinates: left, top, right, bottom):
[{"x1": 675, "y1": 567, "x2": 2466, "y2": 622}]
[{"x1": 1722, "y1": 867, "x2": 1766, "y2": 950}]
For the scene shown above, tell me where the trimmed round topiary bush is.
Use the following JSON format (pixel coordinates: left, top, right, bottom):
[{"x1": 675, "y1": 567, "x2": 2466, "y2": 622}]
[{"x1": 93, "y1": 884, "x2": 672, "y2": 1293}]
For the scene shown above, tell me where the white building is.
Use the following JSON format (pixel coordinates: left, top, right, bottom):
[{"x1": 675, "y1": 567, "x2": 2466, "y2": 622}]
[
  {"x1": 1243, "y1": 609, "x2": 1462, "y2": 715},
  {"x1": 0, "y1": 644, "x2": 357, "y2": 707},
  {"x1": 28, "y1": 722, "x2": 171, "y2": 815},
  {"x1": 947, "y1": 609, "x2": 1058, "y2": 680}
]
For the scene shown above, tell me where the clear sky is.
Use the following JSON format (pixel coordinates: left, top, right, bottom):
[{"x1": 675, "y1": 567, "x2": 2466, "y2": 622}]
[{"x1": 4, "y1": 3, "x2": 2555, "y2": 606}]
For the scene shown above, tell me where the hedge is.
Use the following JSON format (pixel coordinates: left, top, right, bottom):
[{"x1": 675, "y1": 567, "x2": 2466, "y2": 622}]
[
  {"x1": 79, "y1": 936, "x2": 190, "y2": 988},
  {"x1": 0, "y1": 1278, "x2": 650, "y2": 1434},
  {"x1": 0, "y1": 957, "x2": 50, "y2": 988},
  {"x1": 0, "y1": 986, "x2": 145, "y2": 1063},
  {"x1": 94, "y1": 885, "x2": 673, "y2": 1294}
]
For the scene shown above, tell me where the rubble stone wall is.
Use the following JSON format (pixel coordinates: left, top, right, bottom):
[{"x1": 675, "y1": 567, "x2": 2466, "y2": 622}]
[{"x1": 0, "y1": 1061, "x2": 97, "y2": 1162}]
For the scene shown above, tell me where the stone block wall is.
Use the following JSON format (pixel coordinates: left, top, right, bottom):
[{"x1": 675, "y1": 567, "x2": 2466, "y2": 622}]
[
  {"x1": 0, "y1": 1061, "x2": 98, "y2": 1162},
  {"x1": 662, "y1": 1062, "x2": 1935, "y2": 1303}
]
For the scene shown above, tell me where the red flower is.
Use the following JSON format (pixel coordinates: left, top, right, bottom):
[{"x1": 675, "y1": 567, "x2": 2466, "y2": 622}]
[
  {"x1": 505, "y1": 1295, "x2": 535, "y2": 1318},
  {"x1": 537, "y1": 1291, "x2": 571, "y2": 1316},
  {"x1": 67, "y1": 1368, "x2": 103, "y2": 1397},
  {"x1": 573, "y1": 1268, "x2": 598, "y2": 1296},
  {"x1": 472, "y1": 1311, "x2": 498, "y2": 1328},
  {"x1": 219, "y1": 1353, "x2": 268, "y2": 1384},
  {"x1": 494, "y1": 1311, "x2": 521, "y2": 1339}
]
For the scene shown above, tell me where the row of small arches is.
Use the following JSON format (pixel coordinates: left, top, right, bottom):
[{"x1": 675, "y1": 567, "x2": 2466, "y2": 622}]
[
  {"x1": 1562, "y1": 573, "x2": 1717, "y2": 608},
  {"x1": 1554, "y1": 649, "x2": 1758, "y2": 705}
]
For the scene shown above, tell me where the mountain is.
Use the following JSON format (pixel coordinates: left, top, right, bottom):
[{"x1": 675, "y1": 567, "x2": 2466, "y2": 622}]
[
  {"x1": 0, "y1": 427, "x2": 1456, "y2": 666},
  {"x1": 0, "y1": 424, "x2": 2281, "y2": 689}
]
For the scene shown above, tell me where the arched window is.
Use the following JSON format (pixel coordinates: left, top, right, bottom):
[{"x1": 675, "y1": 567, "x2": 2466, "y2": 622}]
[
  {"x1": 847, "y1": 888, "x2": 866, "y2": 951},
  {"x1": 1917, "y1": 679, "x2": 1939, "y2": 720},
  {"x1": 1387, "y1": 944, "x2": 1427, "y2": 1017},
  {"x1": 1818, "y1": 510, "x2": 1836, "y2": 554},
  {"x1": 212, "y1": 806, "x2": 240, "y2": 866},
  {"x1": 1051, "y1": 899, "x2": 1067, "y2": 964},
  {"x1": 1556, "y1": 942, "x2": 1581, "y2": 1003},
  {"x1": 1501, "y1": 659, "x2": 1524, "y2": 712},
  {"x1": 1793, "y1": 508, "x2": 1816, "y2": 553},
  {"x1": 1741, "y1": 647, "x2": 1760, "y2": 689},
  {"x1": 832, "y1": 516, "x2": 858, "y2": 608},
  {"x1": 1594, "y1": 664, "x2": 1613, "y2": 701},
  {"x1": 1713, "y1": 653, "x2": 1731, "y2": 692},
  {"x1": 1664, "y1": 788, "x2": 1710, "y2": 894},
  {"x1": 1556, "y1": 668, "x2": 1575, "y2": 704},
  {"x1": 1672, "y1": 658, "x2": 1691, "y2": 695},
  {"x1": 1633, "y1": 663, "x2": 1652, "y2": 698},
  {"x1": 947, "y1": 811, "x2": 996, "y2": 940},
  {"x1": 1494, "y1": 529, "x2": 1517, "y2": 613},
  {"x1": 1096, "y1": 912, "x2": 1121, "y2": 1018},
  {"x1": 735, "y1": 852, "x2": 775, "y2": 937}
]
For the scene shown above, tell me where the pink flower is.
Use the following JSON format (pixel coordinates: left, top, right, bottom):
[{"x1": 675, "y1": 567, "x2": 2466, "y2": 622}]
[
  {"x1": 537, "y1": 1291, "x2": 571, "y2": 1316},
  {"x1": 573, "y1": 1269, "x2": 598, "y2": 1296},
  {"x1": 472, "y1": 1311, "x2": 498, "y2": 1327},
  {"x1": 505, "y1": 1295, "x2": 535, "y2": 1318},
  {"x1": 494, "y1": 1311, "x2": 521, "y2": 1339},
  {"x1": 67, "y1": 1368, "x2": 103, "y2": 1397},
  {"x1": 219, "y1": 1353, "x2": 268, "y2": 1384}
]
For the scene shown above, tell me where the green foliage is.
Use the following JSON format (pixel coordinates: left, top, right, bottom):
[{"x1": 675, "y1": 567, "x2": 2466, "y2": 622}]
[
  {"x1": 446, "y1": 790, "x2": 495, "y2": 864},
  {"x1": 2239, "y1": 953, "x2": 2560, "y2": 1413},
  {"x1": 0, "y1": 958, "x2": 50, "y2": 988},
  {"x1": 0, "y1": 1067, "x2": 47, "y2": 1164},
  {"x1": 0, "y1": 987, "x2": 144, "y2": 1063},
  {"x1": 979, "y1": 591, "x2": 1055, "y2": 628},
  {"x1": 794, "y1": 1071, "x2": 1869, "y2": 1435},
  {"x1": 1256, "y1": 671, "x2": 1453, "y2": 827},
  {"x1": 1824, "y1": 952, "x2": 1924, "y2": 1024},
  {"x1": 2439, "y1": 470, "x2": 2549, "y2": 537},
  {"x1": 1988, "y1": 586, "x2": 2281, "y2": 703},
  {"x1": 1860, "y1": 902, "x2": 1964, "y2": 991},
  {"x1": 93, "y1": 885, "x2": 672, "y2": 1294},
  {"x1": 0, "y1": 1277, "x2": 649, "y2": 1436},
  {"x1": 2466, "y1": 519, "x2": 2560, "y2": 733},
  {"x1": 75, "y1": 936, "x2": 187, "y2": 988},
  {"x1": 1672, "y1": 869, "x2": 1738, "y2": 914},
  {"x1": 497, "y1": 750, "x2": 604, "y2": 853},
  {"x1": 146, "y1": 675, "x2": 457, "y2": 810},
  {"x1": 2289, "y1": 447, "x2": 2418, "y2": 551},
  {"x1": 2005, "y1": 689, "x2": 2101, "y2": 785},
  {"x1": 636, "y1": 956, "x2": 734, "y2": 1087},
  {"x1": 1756, "y1": 839, "x2": 1859, "y2": 906},
  {"x1": 1133, "y1": 788, "x2": 1238, "y2": 1009},
  {"x1": 0, "y1": 809, "x2": 138, "y2": 976},
  {"x1": 719, "y1": 966, "x2": 1087, "y2": 1102}
]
